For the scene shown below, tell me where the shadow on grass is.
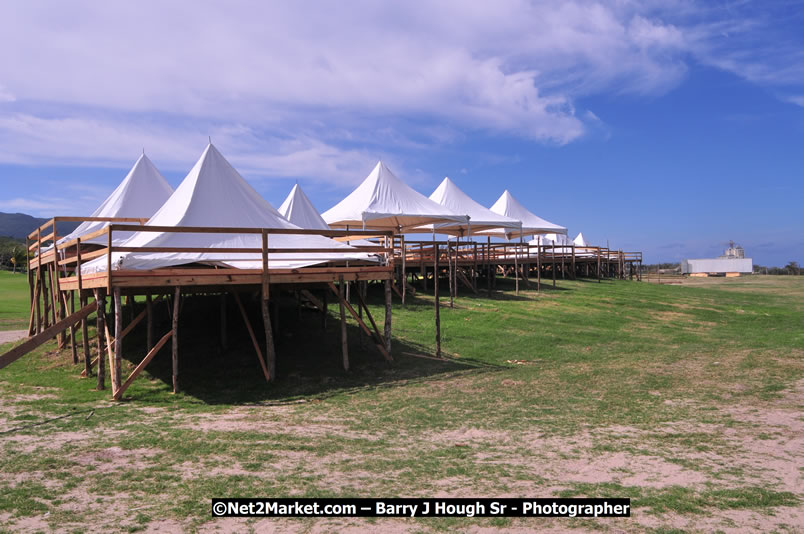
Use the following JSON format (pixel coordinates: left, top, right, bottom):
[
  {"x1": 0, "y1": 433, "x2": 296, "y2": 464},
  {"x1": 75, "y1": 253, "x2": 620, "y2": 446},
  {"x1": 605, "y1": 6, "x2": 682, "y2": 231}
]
[{"x1": 118, "y1": 288, "x2": 502, "y2": 405}]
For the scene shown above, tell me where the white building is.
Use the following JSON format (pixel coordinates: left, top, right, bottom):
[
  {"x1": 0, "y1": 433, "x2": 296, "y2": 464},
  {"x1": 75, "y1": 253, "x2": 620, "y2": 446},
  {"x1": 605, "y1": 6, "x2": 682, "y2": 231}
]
[{"x1": 681, "y1": 242, "x2": 753, "y2": 276}]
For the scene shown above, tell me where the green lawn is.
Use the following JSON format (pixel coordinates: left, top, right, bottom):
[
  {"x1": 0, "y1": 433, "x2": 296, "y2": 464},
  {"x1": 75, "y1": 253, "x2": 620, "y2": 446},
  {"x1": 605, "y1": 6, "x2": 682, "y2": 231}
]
[
  {"x1": 0, "y1": 270, "x2": 30, "y2": 330},
  {"x1": 0, "y1": 274, "x2": 802, "y2": 532}
]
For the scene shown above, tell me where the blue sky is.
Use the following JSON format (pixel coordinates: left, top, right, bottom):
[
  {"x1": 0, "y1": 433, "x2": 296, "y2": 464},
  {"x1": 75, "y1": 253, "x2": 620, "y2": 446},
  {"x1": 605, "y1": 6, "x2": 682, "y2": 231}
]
[{"x1": 0, "y1": 1, "x2": 802, "y2": 266}]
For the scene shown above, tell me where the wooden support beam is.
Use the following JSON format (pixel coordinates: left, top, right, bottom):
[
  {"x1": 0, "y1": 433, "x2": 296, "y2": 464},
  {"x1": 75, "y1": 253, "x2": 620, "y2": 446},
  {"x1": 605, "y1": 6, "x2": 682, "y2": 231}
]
[
  {"x1": 552, "y1": 243, "x2": 556, "y2": 288},
  {"x1": 113, "y1": 288, "x2": 123, "y2": 397},
  {"x1": 338, "y1": 276, "x2": 349, "y2": 371},
  {"x1": 434, "y1": 243, "x2": 441, "y2": 358},
  {"x1": 300, "y1": 289, "x2": 323, "y2": 311},
  {"x1": 456, "y1": 269, "x2": 477, "y2": 295},
  {"x1": 328, "y1": 282, "x2": 392, "y2": 361},
  {"x1": 95, "y1": 289, "x2": 106, "y2": 390},
  {"x1": 400, "y1": 235, "x2": 406, "y2": 306},
  {"x1": 384, "y1": 279, "x2": 392, "y2": 354},
  {"x1": 232, "y1": 292, "x2": 271, "y2": 383},
  {"x1": 113, "y1": 330, "x2": 172, "y2": 401},
  {"x1": 0, "y1": 301, "x2": 98, "y2": 370},
  {"x1": 171, "y1": 287, "x2": 180, "y2": 393},
  {"x1": 70, "y1": 291, "x2": 77, "y2": 364},
  {"x1": 146, "y1": 294, "x2": 153, "y2": 353},
  {"x1": 261, "y1": 287, "x2": 276, "y2": 381}
]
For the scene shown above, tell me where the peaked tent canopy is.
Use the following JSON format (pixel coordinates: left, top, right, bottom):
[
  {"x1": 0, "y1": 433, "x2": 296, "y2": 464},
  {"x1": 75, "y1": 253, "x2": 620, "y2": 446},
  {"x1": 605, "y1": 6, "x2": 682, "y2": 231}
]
[
  {"x1": 480, "y1": 190, "x2": 567, "y2": 240},
  {"x1": 278, "y1": 183, "x2": 329, "y2": 231},
  {"x1": 530, "y1": 233, "x2": 571, "y2": 246},
  {"x1": 322, "y1": 161, "x2": 467, "y2": 232},
  {"x1": 417, "y1": 177, "x2": 521, "y2": 236},
  {"x1": 59, "y1": 153, "x2": 173, "y2": 245},
  {"x1": 82, "y1": 144, "x2": 361, "y2": 273},
  {"x1": 573, "y1": 232, "x2": 589, "y2": 247}
]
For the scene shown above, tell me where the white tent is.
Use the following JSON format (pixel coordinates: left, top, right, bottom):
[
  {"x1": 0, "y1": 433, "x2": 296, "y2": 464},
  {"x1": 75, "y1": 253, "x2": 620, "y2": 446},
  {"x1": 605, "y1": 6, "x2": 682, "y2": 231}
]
[
  {"x1": 279, "y1": 183, "x2": 375, "y2": 248},
  {"x1": 321, "y1": 161, "x2": 467, "y2": 232},
  {"x1": 82, "y1": 144, "x2": 363, "y2": 273},
  {"x1": 418, "y1": 177, "x2": 521, "y2": 236},
  {"x1": 59, "y1": 153, "x2": 173, "y2": 245},
  {"x1": 573, "y1": 232, "x2": 588, "y2": 247},
  {"x1": 479, "y1": 190, "x2": 567, "y2": 240},
  {"x1": 278, "y1": 183, "x2": 330, "y2": 231},
  {"x1": 531, "y1": 233, "x2": 571, "y2": 246}
]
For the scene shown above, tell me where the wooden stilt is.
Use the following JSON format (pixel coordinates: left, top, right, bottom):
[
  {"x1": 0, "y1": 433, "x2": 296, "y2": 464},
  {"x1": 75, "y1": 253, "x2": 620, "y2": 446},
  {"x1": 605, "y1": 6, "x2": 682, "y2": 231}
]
[
  {"x1": 233, "y1": 292, "x2": 271, "y2": 383},
  {"x1": 81, "y1": 292, "x2": 90, "y2": 377},
  {"x1": 536, "y1": 239, "x2": 542, "y2": 291},
  {"x1": 400, "y1": 234, "x2": 406, "y2": 306},
  {"x1": 473, "y1": 242, "x2": 478, "y2": 292},
  {"x1": 146, "y1": 294, "x2": 154, "y2": 352},
  {"x1": 514, "y1": 241, "x2": 519, "y2": 295},
  {"x1": 114, "y1": 330, "x2": 172, "y2": 401},
  {"x1": 447, "y1": 242, "x2": 454, "y2": 308},
  {"x1": 261, "y1": 291, "x2": 277, "y2": 381},
  {"x1": 171, "y1": 287, "x2": 180, "y2": 394},
  {"x1": 434, "y1": 243, "x2": 441, "y2": 358},
  {"x1": 383, "y1": 278, "x2": 392, "y2": 354},
  {"x1": 113, "y1": 288, "x2": 123, "y2": 397},
  {"x1": 571, "y1": 244, "x2": 576, "y2": 280},
  {"x1": 552, "y1": 243, "x2": 556, "y2": 288},
  {"x1": 338, "y1": 275, "x2": 349, "y2": 371},
  {"x1": 70, "y1": 290, "x2": 77, "y2": 364},
  {"x1": 95, "y1": 289, "x2": 106, "y2": 390},
  {"x1": 34, "y1": 267, "x2": 42, "y2": 334},
  {"x1": 487, "y1": 237, "x2": 491, "y2": 294},
  {"x1": 420, "y1": 243, "x2": 426, "y2": 292}
]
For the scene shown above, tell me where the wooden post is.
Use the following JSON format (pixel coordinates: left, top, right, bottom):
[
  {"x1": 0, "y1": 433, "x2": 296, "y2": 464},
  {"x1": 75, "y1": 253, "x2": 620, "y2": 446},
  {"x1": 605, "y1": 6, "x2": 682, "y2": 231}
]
[
  {"x1": 261, "y1": 291, "x2": 276, "y2": 381},
  {"x1": 486, "y1": 237, "x2": 492, "y2": 294},
  {"x1": 219, "y1": 293, "x2": 227, "y2": 350},
  {"x1": 536, "y1": 238, "x2": 542, "y2": 291},
  {"x1": 434, "y1": 243, "x2": 441, "y2": 358},
  {"x1": 383, "y1": 278, "x2": 392, "y2": 354},
  {"x1": 420, "y1": 242, "x2": 426, "y2": 292},
  {"x1": 473, "y1": 242, "x2": 478, "y2": 292},
  {"x1": 95, "y1": 289, "x2": 106, "y2": 390},
  {"x1": 27, "y1": 237, "x2": 34, "y2": 335},
  {"x1": 106, "y1": 226, "x2": 112, "y2": 293},
  {"x1": 552, "y1": 243, "x2": 556, "y2": 288},
  {"x1": 597, "y1": 248, "x2": 601, "y2": 283},
  {"x1": 146, "y1": 294, "x2": 154, "y2": 352},
  {"x1": 113, "y1": 288, "x2": 123, "y2": 397},
  {"x1": 571, "y1": 244, "x2": 576, "y2": 280},
  {"x1": 338, "y1": 275, "x2": 349, "y2": 371},
  {"x1": 400, "y1": 234, "x2": 406, "y2": 306},
  {"x1": 561, "y1": 243, "x2": 565, "y2": 280},
  {"x1": 514, "y1": 242, "x2": 519, "y2": 295},
  {"x1": 53, "y1": 223, "x2": 66, "y2": 348},
  {"x1": 171, "y1": 287, "x2": 180, "y2": 394},
  {"x1": 70, "y1": 291, "x2": 77, "y2": 364},
  {"x1": 34, "y1": 268, "x2": 42, "y2": 334},
  {"x1": 447, "y1": 242, "x2": 454, "y2": 307},
  {"x1": 43, "y1": 266, "x2": 51, "y2": 328}
]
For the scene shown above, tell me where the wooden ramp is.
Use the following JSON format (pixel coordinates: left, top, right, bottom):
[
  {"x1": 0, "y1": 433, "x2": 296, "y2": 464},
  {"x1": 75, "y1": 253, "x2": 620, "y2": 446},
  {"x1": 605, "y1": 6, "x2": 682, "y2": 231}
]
[{"x1": 0, "y1": 301, "x2": 98, "y2": 370}]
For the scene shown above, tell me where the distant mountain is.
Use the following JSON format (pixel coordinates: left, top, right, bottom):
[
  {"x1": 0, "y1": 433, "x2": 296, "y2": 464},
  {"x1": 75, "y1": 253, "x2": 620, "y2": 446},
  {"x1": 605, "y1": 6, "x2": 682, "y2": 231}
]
[{"x1": 0, "y1": 212, "x2": 81, "y2": 242}]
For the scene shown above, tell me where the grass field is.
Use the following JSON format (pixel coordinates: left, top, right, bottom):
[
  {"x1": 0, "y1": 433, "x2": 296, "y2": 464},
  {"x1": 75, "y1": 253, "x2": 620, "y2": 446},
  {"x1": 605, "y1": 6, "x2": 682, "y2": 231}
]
[{"x1": 0, "y1": 273, "x2": 802, "y2": 532}]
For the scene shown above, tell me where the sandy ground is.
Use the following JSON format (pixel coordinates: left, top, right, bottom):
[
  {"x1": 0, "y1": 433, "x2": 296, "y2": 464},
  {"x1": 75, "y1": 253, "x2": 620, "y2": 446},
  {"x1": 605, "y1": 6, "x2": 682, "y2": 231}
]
[{"x1": 0, "y1": 330, "x2": 27, "y2": 345}]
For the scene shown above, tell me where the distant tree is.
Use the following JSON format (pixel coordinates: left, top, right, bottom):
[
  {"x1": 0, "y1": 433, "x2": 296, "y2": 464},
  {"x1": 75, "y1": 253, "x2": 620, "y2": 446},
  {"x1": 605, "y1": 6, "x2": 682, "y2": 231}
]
[{"x1": 786, "y1": 261, "x2": 801, "y2": 275}]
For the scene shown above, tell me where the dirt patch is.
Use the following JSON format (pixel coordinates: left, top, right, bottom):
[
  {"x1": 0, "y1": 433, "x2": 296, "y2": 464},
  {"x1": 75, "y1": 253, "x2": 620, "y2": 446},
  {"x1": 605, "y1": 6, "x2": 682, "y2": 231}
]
[
  {"x1": 72, "y1": 446, "x2": 162, "y2": 473},
  {"x1": 0, "y1": 330, "x2": 28, "y2": 345}
]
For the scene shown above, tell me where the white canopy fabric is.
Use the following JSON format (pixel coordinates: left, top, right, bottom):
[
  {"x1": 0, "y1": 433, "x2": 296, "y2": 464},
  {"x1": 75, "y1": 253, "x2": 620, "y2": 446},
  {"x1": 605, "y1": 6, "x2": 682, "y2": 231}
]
[
  {"x1": 531, "y1": 233, "x2": 571, "y2": 246},
  {"x1": 82, "y1": 144, "x2": 363, "y2": 273},
  {"x1": 278, "y1": 184, "x2": 330, "y2": 231},
  {"x1": 59, "y1": 154, "x2": 173, "y2": 246},
  {"x1": 322, "y1": 161, "x2": 467, "y2": 232},
  {"x1": 279, "y1": 183, "x2": 376, "y2": 248},
  {"x1": 417, "y1": 177, "x2": 521, "y2": 236},
  {"x1": 479, "y1": 190, "x2": 567, "y2": 240},
  {"x1": 573, "y1": 232, "x2": 588, "y2": 247}
]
